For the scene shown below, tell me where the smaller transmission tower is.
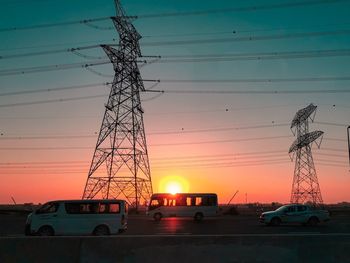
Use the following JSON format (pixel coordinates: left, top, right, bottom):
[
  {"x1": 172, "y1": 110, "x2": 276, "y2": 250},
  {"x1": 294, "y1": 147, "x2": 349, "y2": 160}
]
[{"x1": 289, "y1": 104, "x2": 324, "y2": 205}]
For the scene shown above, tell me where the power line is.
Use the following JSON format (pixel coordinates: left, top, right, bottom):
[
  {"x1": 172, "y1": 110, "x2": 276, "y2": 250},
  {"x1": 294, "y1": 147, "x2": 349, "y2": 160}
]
[
  {"x1": 0, "y1": 57, "x2": 154, "y2": 76},
  {"x1": 143, "y1": 22, "x2": 350, "y2": 39},
  {"x1": 314, "y1": 121, "x2": 349, "y2": 127},
  {"x1": 136, "y1": 0, "x2": 350, "y2": 19},
  {"x1": 0, "y1": 90, "x2": 158, "y2": 107},
  {"x1": 148, "y1": 123, "x2": 290, "y2": 135},
  {"x1": 0, "y1": 152, "x2": 289, "y2": 167},
  {"x1": 1, "y1": 48, "x2": 349, "y2": 77},
  {"x1": 0, "y1": 150, "x2": 345, "y2": 167},
  {"x1": 160, "y1": 76, "x2": 350, "y2": 84},
  {"x1": 0, "y1": 134, "x2": 291, "y2": 143},
  {"x1": 3, "y1": 159, "x2": 347, "y2": 174},
  {"x1": 0, "y1": 17, "x2": 112, "y2": 33},
  {"x1": 0, "y1": 120, "x2": 345, "y2": 141},
  {"x1": 1, "y1": 0, "x2": 347, "y2": 32},
  {"x1": 1, "y1": 88, "x2": 350, "y2": 109},
  {"x1": 142, "y1": 29, "x2": 350, "y2": 47},
  {"x1": 149, "y1": 136, "x2": 291, "y2": 146},
  {"x1": 161, "y1": 88, "x2": 350, "y2": 95},
  {"x1": 2, "y1": 31, "x2": 350, "y2": 61},
  {"x1": 0, "y1": 82, "x2": 110, "y2": 97},
  {"x1": 0, "y1": 104, "x2": 315, "y2": 119},
  {"x1": 5, "y1": 157, "x2": 349, "y2": 172},
  {"x1": 160, "y1": 87, "x2": 350, "y2": 95},
  {"x1": 0, "y1": 124, "x2": 290, "y2": 141},
  {"x1": 0, "y1": 94, "x2": 109, "y2": 108},
  {"x1": 0, "y1": 133, "x2": 343, "y2": 149},
  {"x1": 0, "y1": 39, "x2": 115, "y2": 52},
  {"x1": 2, "y1": 22, "x2": 349, "y2": 53},
  {"x1": 156, "y1": 49, "x2": 350, "y2": 63},
  {"x1": 0, "y1": 60, "x2": 110, "y2": 76},
  {"x1": 0, "y1": 44, "x2": 103, "y2": 60}
]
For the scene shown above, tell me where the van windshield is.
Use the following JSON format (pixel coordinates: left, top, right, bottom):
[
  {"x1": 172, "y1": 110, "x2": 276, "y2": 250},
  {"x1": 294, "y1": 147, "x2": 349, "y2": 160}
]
[{"x1": 36, "y1": 202, "x2": 59, "y2": 214}]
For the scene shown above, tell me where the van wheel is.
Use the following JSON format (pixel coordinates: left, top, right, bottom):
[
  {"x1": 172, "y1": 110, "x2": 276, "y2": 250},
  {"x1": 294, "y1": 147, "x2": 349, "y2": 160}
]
[
  {"x1": 93, "y1": 225, "x2": 110, "y2": 236},
  {"x1": 307, "y1": 217, "x2": 319, "y2": 226},
  {"x1": 270, "y1": 217, "x2": 281, "y2": 226},
  {"x1": 194, "y1": 212, "x2": 204, "y2": 222},
  {"x1": 37, "y1": 226, "x2": 54, "y2": 236},
  {"x1": 153, "y1": 213, "x2": 162, "y2": 221}
]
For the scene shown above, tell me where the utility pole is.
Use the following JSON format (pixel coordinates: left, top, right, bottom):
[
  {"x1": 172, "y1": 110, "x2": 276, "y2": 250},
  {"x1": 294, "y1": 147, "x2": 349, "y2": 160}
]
[
  {"x1": 289, "y1": 104, "x2": 324, "y2": 205},
  {"x1": 227, "y1": 190, "x2": 239, "y2": 205},
  {"x1": 82, "y1": 0, "x2": 153, "y2": 210}
]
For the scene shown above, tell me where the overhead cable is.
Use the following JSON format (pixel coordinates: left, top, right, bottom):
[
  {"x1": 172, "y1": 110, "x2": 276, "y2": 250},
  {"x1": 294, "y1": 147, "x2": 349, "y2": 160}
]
[
  {"x1": 136, "y1": 0, "x2": 350, "y2": 19},
  {"x1": 142, "y1": 29, "x2": 350, "y2": 47},
  {"x1": 1, "y1": 0, "x2": 348, "y2": 32}
]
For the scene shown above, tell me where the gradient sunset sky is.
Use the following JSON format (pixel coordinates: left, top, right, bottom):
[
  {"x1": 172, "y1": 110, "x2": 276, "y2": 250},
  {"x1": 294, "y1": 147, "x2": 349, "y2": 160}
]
[{"x1": 1, "y1": 0, "x2": 350, "y2": 204}]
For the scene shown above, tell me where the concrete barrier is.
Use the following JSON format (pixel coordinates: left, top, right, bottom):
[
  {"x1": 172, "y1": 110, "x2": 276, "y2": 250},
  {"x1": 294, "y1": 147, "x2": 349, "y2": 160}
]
[{"x1": 1, "y1": 234, "x2": 350, "y2": 263}]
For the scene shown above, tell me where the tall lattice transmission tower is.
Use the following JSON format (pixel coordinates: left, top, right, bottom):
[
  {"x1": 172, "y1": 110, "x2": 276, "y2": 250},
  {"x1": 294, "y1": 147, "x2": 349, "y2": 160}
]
[
  {"x1": 288, "y1": 104, "x2": 324, "y2": 205},
  {"x1": 82, "y1": 0, "x2": 153, "y2": 209}
]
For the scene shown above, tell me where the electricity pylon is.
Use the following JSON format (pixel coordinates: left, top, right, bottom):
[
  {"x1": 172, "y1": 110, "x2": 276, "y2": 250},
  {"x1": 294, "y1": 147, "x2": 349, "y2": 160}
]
[
  {"x1": 289, "y1": 104, "x2": 324, "y2": 205},
  {"x1": 82, "y1": 0, "x2": 153, "y2": 210}
]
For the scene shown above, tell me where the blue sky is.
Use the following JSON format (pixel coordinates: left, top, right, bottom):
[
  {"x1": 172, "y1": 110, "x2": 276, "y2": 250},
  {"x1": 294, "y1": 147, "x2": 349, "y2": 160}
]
[{"x1": 0, "y1": 0, "x2": 350, "y2": 204}]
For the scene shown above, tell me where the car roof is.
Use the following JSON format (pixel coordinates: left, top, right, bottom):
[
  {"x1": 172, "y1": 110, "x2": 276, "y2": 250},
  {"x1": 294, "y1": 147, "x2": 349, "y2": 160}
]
[{"x1": 283, "y1": 204, "x2": 307, "y2": 207}]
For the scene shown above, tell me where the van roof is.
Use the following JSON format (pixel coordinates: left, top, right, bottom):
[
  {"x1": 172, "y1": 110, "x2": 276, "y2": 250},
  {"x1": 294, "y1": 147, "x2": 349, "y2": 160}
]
[
  {"x1": 151, "y1": 193, "x2": 217, "y2": 197},
  {"x1": 47, "y1": 199, "x2": 126, "y2": 203}
]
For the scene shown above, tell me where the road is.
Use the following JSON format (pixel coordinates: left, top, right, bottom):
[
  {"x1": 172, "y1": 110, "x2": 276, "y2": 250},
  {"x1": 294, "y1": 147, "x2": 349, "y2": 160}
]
[
  {"x1": 1, "y1": 213, "x2": 350, "y2": 262},
  {"x1": 1, "y1": 213, "x2": 349, "y2": 236}
]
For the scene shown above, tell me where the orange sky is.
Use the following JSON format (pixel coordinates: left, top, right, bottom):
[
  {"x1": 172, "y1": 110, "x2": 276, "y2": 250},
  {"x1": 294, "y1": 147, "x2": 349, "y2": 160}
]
[{"x1": 1, "y1": 125, "x2": 350, "y2": 205}]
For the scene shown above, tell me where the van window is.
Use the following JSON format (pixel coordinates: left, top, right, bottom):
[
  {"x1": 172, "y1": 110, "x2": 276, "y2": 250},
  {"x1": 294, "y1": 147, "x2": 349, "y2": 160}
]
[
  {"x1": 195, "y1": 197, "x2": 202, "y2": 206},
  {"x1": 167, "y1": 198, "x2": 176, "y2": 206},
  {"x1": 65, "y1": 202, "x2": 120, "y2": 214},
  {"x1": 98, "y1": 203, "x2": 108, "y2": 213},
  {"x1": 65, "y1": 203, "x2": 98, "y2": 214},
  {"x1": 150, "y1": 199, "x2": 160, "y2": 207},
  {"x1": 109, "y1": 203, "x2": 120, "y2": 213},
  {"x1": 36, "y1": 202, "x2": 59, "y2": 214},
  {"x1": 203, "y1": 196, "x2": 217, "y2": 206}
]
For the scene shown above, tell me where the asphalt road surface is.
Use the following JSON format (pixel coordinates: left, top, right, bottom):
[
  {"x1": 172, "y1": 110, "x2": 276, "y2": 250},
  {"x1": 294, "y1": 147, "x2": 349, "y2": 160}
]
[{"x1": 1, "y1": 213, "x2": 349, "y2": 236}]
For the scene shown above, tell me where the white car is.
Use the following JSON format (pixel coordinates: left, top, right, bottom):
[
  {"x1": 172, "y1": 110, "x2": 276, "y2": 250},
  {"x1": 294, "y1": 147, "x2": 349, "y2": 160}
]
[{"x1": 259, "y1": 204, "x2": 330, "y2": 226}]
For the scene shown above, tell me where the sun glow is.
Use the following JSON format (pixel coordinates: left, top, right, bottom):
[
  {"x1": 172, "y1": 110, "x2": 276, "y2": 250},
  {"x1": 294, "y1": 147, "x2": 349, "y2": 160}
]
[
  {"x1": 159, "y1": 176, "x2": 190, "y2": 194},
  {"x1": 166, "y1": 182, "x2": 182, "y2": 195}
]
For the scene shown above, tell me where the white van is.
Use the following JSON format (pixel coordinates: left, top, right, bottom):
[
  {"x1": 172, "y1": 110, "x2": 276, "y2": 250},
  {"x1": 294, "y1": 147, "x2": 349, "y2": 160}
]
[
  {"x1": 25, "y1": 199, "x2": 128, "y2": 236},
  {"x1": 147, "y1": 193, "x2": 219, "y2": 221}
]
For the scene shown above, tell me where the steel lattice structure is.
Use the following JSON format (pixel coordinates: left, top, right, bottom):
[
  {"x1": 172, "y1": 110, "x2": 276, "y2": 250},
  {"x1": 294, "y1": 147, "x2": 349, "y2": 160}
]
[
  {"x1": 82, "y1": 0, "x2": 153, "y2": 209},
  {"x1": 288, "y1": 104, "x2": 324, "y2": 205}
]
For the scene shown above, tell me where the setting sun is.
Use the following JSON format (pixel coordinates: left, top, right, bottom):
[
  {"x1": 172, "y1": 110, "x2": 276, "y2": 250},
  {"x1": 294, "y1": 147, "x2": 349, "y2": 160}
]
[
  {"x1": 159, "y1": 176, "x2": 190, "y2": 194},
  {"x1": 166, "y1": 182, "x2": 182, "y2": 195}
]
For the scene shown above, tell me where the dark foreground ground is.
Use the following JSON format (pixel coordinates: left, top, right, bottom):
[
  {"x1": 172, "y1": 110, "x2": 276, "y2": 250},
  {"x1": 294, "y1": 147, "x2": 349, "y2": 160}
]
[{"x1": 1, "y1": 212, "x2": 350, "y2": 236}]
